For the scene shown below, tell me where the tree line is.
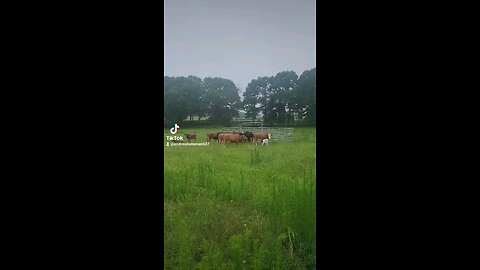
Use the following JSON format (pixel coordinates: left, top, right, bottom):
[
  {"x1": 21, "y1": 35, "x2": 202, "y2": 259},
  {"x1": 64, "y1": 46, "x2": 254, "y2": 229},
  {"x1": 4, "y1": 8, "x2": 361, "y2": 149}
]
[{"x1": 164, "y1": 67, "x2": 316, "y2": 127}]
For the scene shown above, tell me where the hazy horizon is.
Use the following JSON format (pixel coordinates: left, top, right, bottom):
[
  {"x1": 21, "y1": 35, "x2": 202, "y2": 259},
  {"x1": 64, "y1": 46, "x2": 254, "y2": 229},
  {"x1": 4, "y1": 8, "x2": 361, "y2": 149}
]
[{"x1": 164, "y1": 0, "x2": 316, "y2": 96}]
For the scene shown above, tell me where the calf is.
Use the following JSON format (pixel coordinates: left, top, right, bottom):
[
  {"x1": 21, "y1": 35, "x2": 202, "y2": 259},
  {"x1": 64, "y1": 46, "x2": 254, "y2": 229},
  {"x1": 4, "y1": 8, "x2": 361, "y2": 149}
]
[{"x1": 262, "y1": 139, "x2": 269, "y2": 145}]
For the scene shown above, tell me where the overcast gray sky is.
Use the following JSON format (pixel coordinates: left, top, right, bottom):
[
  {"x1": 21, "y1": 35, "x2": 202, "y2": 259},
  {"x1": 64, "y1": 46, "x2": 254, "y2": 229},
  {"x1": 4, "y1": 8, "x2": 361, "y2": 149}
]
[{"x1": 164, "y1": 0, "x2": 316, "y2": 97}]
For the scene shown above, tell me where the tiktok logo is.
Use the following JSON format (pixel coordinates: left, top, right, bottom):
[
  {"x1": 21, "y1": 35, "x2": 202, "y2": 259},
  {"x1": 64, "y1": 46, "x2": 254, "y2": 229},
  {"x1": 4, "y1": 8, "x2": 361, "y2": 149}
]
[{"x1": 170, "y1": 123, "x2": 180, "y2": 134}]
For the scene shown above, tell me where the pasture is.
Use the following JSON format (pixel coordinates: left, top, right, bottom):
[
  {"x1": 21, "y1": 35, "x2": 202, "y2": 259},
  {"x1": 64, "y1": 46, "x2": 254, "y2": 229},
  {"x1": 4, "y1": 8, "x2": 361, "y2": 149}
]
[{"x1": 164, "y1": 127, "x2": 316, "y2": 269}]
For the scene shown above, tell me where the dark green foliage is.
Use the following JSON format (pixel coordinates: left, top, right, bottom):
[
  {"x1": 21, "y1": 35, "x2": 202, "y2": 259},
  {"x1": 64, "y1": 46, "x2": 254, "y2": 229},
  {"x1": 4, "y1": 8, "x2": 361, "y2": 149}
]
[
  {"x1": 203, "y1": 77, "x2": 241, "y2": 126},
  {"x1": 164, "y1": 76, "x2": 241, "y2": 127},
  {"x1": 295, "y1": 68, "x2": 316, "y2": 125},
  {"x1": 164, "y1": 67, "x2": 316, "y2": 128},
  {"x1": 243, "y1": 76, "x2": 271, "y2": 122},
  {"x1": 242, "y1": 68, "x2": 316, "y2": 127},
  {"x1": 164, "y1": 76, "x2": 205, "y2": 126}
]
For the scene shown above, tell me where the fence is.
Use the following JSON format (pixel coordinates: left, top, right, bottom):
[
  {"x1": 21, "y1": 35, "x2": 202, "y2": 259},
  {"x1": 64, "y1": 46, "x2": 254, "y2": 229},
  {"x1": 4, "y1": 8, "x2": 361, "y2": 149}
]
[{"x1": 220, "y1": 126, "x2": 294, "y2": 141}]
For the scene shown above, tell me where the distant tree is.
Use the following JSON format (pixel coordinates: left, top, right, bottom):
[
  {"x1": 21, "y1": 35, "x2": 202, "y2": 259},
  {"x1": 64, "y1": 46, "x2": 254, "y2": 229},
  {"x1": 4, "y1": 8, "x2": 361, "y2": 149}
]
[
  {"x1": 243, "y1": 76, "x2": 270, "y2": 122},
  {"x1": 183, "y1": 75, "x2": 204, "y2": 121},
  {"x1": 295, "y1": 68, "x2": 316, "y2": 125},
  {"x1": 164, "y1": 67, "x2": 315, "y2": 127},
  {"x1": 268, "y1": 71, "x2": 298, "y2": 125},
  {"x1": 164, "y1": 75, "x2": 205, "y2": 125},
  {"x1": 164, "y1": 76, "x2": 189, "y2": 126},
  {"x1": 203, "y1": 77, "x2": 241, "y2": 125}
]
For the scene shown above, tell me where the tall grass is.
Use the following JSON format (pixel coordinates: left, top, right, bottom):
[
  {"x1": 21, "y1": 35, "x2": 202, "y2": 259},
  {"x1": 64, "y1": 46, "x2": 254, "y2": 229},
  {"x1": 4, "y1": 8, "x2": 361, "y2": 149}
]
[{"x1": 164, "y1": 128, "x2": 316, "y2": 269}]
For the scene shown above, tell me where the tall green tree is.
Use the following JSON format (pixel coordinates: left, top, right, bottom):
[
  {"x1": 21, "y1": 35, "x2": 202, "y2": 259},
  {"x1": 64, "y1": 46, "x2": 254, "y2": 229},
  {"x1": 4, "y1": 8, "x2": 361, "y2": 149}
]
[
  {"x1": 164, "y1": 76, "x2": 189, "y2": 126},
  {"x1": 267, "y1": 71, "x2": 298, "y2": 125},
  {"x1": 295, "y1": 68, "x2": 316, "y2": 125},
  {"x1": 242, "y1": 76, "x2": 271, "y2": 122},
  {"x1": 183, "y1": 75, "x2": 204, "y2": 121},
  {"x1": 203, "y1": 77, "x2": 241, "y2": 125},
  {"x1": 164, "y1": 75, "x2": 205, "y2": 125}
]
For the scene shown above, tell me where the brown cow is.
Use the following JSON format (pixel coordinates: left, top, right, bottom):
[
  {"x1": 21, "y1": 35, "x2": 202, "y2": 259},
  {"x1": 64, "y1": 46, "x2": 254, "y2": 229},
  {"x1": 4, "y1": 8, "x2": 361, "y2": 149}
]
[
  {"x1": 217, "y1": 133, "x2": 232, "y2": 144},
  {"x1": 206, "y1": 132, "x2": 230, "y2": 142},
  {"x1": 223, "y1": 134, "x2": 248, "y2": 144},
  {"x1": 207, "y1": 132, "x2": 219, "y2": 142},
  {"x1": 184, "y1": 133, "x2": 197, "y2": 142},
  {"x1": 252, "y1": 133, "x2": 272, "y2": 145}
]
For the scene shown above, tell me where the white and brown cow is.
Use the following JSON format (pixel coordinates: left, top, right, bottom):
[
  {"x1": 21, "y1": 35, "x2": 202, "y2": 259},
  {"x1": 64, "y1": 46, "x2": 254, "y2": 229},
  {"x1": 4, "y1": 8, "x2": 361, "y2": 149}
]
[{"x1": 252, "y1": 133, "x2": 272, "y2": 145}]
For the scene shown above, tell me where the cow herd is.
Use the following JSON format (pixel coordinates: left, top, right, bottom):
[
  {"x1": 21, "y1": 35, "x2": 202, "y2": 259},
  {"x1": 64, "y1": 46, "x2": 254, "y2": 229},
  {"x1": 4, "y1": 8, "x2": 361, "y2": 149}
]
[
  {"x1": 179, "y1": 131, "x2": 272, "y2": 145},
  {"x1": 208, "y1": 131, "x2": 272, "y2": 145}
]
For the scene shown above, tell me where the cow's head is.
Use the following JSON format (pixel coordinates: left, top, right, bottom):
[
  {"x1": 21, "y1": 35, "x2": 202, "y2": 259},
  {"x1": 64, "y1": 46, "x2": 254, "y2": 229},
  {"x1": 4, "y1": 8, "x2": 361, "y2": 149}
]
[{"x1": 268, "y1": 134, "x2": 272, "y2": 139}]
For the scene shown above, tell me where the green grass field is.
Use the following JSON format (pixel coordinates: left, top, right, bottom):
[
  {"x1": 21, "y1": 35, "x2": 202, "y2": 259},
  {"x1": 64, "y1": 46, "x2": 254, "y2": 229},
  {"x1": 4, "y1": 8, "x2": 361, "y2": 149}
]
[{"x1": 164, "y1": 128, "x2": 316, "y2": 269}]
